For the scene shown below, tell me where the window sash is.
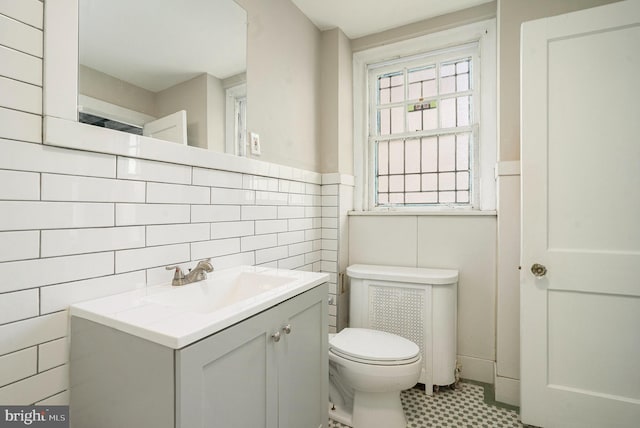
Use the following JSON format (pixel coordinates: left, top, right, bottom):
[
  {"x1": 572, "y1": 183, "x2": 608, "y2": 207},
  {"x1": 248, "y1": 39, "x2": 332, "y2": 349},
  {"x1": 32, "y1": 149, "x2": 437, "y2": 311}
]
[{"x1": 367, "y1": 46, "x2": 480, "y2": 209}]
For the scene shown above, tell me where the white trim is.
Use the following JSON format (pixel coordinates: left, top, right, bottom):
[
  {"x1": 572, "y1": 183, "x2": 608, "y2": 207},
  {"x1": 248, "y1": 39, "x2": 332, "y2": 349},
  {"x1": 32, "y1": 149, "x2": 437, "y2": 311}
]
[
  {"x1": 321, "y1": 174, "x2": 355, "y2": 186},
  {"x1": 78, "y1": 95, "x2": 156, "y2": 127},
  {"x1": 353, "y1": 19, "x2": 497, "y2": 212},
  {"x1": 495, "y1": 160, "x2": 520, "y2": 177},
  {"x1": 224, "y1": 83, "x2": 247, "y2": 155},
  {"x1": 348, "y1": 210, "x2": 496, "y2": 217},
  {"x1": 495, "y1": 373, "x2": 521, "y2": 407},
  {"x1": 43, "y1": 0, "x2": 77, "y2": 120},
  {"x1": 43, "y1": 116, "x2": 322, "y2": 184},
  {"x1": 456, "y1": 354, "x2": 495, "y2": 383}
]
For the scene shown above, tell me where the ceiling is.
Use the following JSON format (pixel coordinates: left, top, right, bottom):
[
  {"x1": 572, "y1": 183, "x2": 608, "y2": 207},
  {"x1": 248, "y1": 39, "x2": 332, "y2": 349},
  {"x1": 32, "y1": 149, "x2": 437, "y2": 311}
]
[
  {"x1": 79, "y1": 0, "x2": 492, "y2": 94},
  {"x1": 291, "y1": 0, "x2": 494, "y2": 39}
]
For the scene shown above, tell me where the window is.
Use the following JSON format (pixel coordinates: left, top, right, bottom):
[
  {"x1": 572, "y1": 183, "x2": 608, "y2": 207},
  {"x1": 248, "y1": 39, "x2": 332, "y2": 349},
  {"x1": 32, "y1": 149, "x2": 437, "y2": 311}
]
[
  {"x1": 371, "y1": 47, "x2": 477, "y2": 206},
  {"x1": 354, "y1": 20, "x2": 496, "y2": 211},
  {"x1": 225, "y1": 83, "x2": 248, "y2": 156}
]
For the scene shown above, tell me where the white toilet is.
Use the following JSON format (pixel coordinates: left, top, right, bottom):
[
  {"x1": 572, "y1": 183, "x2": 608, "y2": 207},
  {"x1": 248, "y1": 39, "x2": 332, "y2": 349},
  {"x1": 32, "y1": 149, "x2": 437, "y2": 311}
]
[
  {"x1": 328, "y1": 328, "x2": 422, "y2": 428},
  {"x1": 329, "y1": 264, "x2": 459, "y2": 428}
]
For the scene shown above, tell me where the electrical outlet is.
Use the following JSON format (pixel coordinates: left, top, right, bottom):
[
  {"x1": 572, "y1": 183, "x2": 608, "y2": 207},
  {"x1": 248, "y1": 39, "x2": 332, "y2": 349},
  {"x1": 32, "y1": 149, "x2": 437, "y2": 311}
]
[{"x1": 250, "y1": 132, "x2": 261, "y2": 155}]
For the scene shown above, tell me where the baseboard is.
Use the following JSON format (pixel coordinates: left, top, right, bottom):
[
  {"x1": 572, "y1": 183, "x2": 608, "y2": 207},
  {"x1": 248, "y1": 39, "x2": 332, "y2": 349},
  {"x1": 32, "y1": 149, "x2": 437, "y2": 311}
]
[
  {"x1": 495, "y1": 374, "x2": 520, "y2": 407},
  {"x1": 457, "y1": 355, "x2": 494, "y2": 384}
]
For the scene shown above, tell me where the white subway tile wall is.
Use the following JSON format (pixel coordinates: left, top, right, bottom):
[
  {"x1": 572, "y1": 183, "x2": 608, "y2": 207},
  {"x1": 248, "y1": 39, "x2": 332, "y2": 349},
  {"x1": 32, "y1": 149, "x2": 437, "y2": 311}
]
[{"x1": 0, "y1": 2, "x2": 347, "y2": 406}]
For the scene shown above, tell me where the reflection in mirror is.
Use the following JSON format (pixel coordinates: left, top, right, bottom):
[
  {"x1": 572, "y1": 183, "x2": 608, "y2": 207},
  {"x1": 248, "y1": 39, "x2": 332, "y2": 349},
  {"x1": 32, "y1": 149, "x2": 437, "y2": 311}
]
[{"x1": 78, "y1": 0, "x2": 247, "y2": 154}]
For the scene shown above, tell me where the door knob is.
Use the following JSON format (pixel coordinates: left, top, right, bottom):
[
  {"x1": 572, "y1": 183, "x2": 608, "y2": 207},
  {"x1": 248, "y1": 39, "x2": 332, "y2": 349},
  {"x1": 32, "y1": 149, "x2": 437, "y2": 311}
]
[
  {"x1": 531, "y1": 263, "x2": 547, "y2": 277},
  {"x1": 282, "y1": 324, "x2": 292, "y2": 335},
  {"x1": 271, "y1": 331, "x2": 281, "y2": 342}
]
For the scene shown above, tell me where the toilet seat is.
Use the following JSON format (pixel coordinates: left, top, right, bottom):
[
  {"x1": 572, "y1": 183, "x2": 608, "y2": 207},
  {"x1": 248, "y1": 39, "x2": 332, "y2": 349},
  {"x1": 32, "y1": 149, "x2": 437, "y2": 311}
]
[{"x1": 329, "y1": 328, "x2": 420, "y2": 365}]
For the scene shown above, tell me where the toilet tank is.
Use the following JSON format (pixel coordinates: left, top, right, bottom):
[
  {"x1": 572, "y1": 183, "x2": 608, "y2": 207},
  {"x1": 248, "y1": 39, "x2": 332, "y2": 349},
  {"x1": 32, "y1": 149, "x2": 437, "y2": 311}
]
[{"x1": 346, "y1": 264, "x2": 458, "y2": 393}]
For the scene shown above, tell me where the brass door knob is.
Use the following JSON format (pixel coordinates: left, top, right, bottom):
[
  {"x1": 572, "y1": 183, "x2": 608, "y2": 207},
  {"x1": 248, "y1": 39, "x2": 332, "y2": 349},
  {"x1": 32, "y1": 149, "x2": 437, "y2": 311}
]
[{"x1": 531, "y1": 263, "x2": 547, "y2": 277}]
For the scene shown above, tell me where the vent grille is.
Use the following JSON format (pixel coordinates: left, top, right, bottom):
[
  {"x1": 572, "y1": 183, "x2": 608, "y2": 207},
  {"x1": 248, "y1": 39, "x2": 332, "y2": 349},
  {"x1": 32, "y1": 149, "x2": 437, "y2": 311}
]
[{"x1": 369, "y1": 285, "x2": 425, "y2": 358}]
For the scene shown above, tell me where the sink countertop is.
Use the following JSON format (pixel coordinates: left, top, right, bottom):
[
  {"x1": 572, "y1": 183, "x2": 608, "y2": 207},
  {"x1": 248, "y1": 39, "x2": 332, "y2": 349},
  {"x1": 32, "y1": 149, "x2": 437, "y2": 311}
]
[{"x1": 70, "y1": 266, "x2": 329, "y2": 349}]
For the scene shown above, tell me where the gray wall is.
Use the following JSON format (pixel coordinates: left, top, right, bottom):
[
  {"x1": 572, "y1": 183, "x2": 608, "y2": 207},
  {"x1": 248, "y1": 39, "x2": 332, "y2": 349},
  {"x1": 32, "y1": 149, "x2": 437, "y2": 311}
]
[
  {"x1": 237, "y1": 0, "x2": 322, "y2": 172},
  {"x1": 319, "y1": 28, "x2": 353, "y2": 175},
  {"x1": 349, "y1": 215, "x2": 498, "y2": 382},
  {"x1": 78, "y1": 65, "x2": 156, "y2": 117}
]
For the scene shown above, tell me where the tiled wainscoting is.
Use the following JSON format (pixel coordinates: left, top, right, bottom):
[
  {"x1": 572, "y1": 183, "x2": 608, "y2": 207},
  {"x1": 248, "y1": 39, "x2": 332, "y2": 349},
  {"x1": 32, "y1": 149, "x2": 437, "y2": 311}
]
[
  {"x1": 0, "y1": 0, "x2": 352, "y2": 405},
  {"x1": 0, "y1": 139, "x2": 350, "y2": 404}
]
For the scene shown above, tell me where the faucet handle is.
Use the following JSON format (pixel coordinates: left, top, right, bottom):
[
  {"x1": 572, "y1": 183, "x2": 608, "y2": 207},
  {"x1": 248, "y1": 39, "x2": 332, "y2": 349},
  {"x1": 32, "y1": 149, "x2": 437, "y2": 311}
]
[
  {"x1": 165, "y1": 265, "x2": 185, "y2": 279},
  {"x1": 166, "y1": 265, "x2": 186, "y2": 286}
]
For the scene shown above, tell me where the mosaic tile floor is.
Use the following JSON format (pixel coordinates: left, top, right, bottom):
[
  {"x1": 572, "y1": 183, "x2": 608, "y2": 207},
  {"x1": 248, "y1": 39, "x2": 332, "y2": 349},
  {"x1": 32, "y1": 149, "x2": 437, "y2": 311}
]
[{"x1": 329, "y1": 382, "x2": 523, "y2": 428}]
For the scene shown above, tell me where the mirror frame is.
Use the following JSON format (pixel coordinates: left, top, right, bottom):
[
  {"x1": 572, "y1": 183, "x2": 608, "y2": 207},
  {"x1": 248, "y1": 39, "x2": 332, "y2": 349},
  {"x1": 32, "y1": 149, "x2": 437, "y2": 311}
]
[{"x1": 42, "y1": 0, "x2": 279, "y2": 177}]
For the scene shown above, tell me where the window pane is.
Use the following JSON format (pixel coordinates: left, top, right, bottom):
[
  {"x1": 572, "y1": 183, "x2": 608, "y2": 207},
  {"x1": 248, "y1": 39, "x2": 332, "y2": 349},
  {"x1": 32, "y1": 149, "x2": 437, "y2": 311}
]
[
  {"x1": 408, "y1": 66, "x2": 435, "y2": 83},
  {"x1": 405, "y1": 139, "x2": 420, "y2": 173},
  {"x1": 456, "y1": 134, "x2": 470, "y2": 170},
  {"x1": 379, "y1": 76, "x2": 391, "y2": 89},
  {"x1": 422, "y1": 173, "x2": 437, "y2": 191},
  {"x1": 440, "y1": 191, "x2": 455, "y2": 203},
  {"x1": 439, "y1": 135, "x2": 455, "y2": 171},
  {"x1": 456, "y1": 60, "x2": 469, "y2": 74},
  {"x1": 390, "y1": 107, "x2": 404, "y2": 134},
  {"x1": 379, "y1": 88, "x2": 390, "y2": 104},
  {"x1": 440, "y1": 76, "x2": 455, "y2": 94},
  {"x1": 440, "y1": 98, "x2": 456, "y2": 128},
  {"x1": 441, "y1": 63, "x2": 455, "y2": 77},
  {"x1": 390, "y1": 74, "x2": 403, "y2": 86},
  {"x1": 457, "y1": 96, "x2": 470, "y2": 126},
  {"x1": 456, "y1": 171, "x2": 469, "y2": 190},
  {"x1": 378, "y1": 193, "x2": 388, "y2": 204},
  {"x1": 457, "y1": 191, "x2": 469, "y2": 203},
  {"x1": 379, "y1": 109, "x2": 390, "y2": 135},
  {"x1": 389, "y1": 175, "x2": 404, "y2": 192},
  {"x1": 423, "y1": 79, "x2": 437, "y2": 98},
  {"x1": 408, "y1": 83, "x2": 421, "y2": 100},
  {"x1": 421, "y1": 137, "x2": 437, "y2": 172},
  {"x1": 389, "y1": 140, "x2": 404, "y2": 174},
  {"x1": 456, "y1": 73, "x2": 469, "y2": 92},
  {"x1": 408, "y1": 110, "x2": 421, "y2": 132},
  {"x1": 439, "y1": 172, "x2": 455, "y2": 190},
  {"x1": 406, "y1": 174, "x2": 420, "y2": 191},
  {"x1": 406, "y1": 192, "x2": 437, "y2": 204},
  {"x1": 408, "y1": 66, "x2": 437, "y2": 99},
  {"x1": 391, "y1": 85, "x2": 404, "y2": 103},
  {"x1": 378, "y1": 141, "x2": 389, "y2": 175},
  {"x1": 389, "y1": 193, "x2": 404, "y2": 204},
  {"x1": 378, "y1": 175, "x2": 389, "y2": 192},
  {"x1": 423, "y1": 108, "x2": 438, "y2": 130}
]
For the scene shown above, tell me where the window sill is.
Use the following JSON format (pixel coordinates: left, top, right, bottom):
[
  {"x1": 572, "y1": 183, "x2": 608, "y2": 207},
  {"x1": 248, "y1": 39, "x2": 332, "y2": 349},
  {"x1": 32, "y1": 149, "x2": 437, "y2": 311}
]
[{"x1": 348, "y1": 209, "x2": 497, "y2": 217}]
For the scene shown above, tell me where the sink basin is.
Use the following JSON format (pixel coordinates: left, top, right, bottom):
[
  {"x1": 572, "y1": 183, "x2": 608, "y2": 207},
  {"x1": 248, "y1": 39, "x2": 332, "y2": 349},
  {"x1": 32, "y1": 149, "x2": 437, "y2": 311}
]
[
  {"x1": 142, "y1": 271, "x2": 295, "y2": 314},
  {"x1": 69, "y1": 265, "x2": 329, "y2": 348}
]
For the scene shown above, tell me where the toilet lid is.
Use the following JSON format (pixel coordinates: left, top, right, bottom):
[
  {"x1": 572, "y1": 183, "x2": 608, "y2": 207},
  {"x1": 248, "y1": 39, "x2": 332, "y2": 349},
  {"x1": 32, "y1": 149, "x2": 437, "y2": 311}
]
[{"x1": 329, "y1": 328, "x2": 420, "y2": 363}]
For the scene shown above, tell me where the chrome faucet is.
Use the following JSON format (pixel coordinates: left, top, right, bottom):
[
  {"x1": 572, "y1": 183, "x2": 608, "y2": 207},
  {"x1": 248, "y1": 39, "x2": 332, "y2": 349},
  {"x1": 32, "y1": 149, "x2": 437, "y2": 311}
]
[{"x1": 165, "y1": 259, "x2": 214, "y2": 286}]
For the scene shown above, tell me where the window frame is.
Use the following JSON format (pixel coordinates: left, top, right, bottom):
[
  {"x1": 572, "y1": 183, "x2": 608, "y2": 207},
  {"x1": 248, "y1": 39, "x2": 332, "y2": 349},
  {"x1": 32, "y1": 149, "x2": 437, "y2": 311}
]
[
  {"x1": 225, "y1": 83, "x2": 248, "y2": 156},
  {"x1": 353, "y1": 19, "x2": 496, "y2": 212},
  {"x1": 368, "y1": 45, "x2": 480, "y2": 208}
]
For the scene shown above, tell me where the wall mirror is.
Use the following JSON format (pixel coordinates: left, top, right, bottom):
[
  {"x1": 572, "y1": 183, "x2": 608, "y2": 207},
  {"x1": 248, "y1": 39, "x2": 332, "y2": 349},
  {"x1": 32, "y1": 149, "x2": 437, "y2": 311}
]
[{"x1": 78, "y1": 0, "x2": 248, "y2": 155}]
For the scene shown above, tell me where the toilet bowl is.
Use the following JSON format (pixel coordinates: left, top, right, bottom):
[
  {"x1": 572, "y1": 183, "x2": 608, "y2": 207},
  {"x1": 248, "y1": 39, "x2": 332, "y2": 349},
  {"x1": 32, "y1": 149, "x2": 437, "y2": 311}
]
[{"x1": 328, "y1": 328, "x2": 422, "y2": 428}]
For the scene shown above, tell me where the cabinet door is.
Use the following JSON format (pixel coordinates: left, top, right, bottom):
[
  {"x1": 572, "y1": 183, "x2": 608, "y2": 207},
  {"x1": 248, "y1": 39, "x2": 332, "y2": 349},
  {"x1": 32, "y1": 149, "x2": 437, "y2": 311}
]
[
  {"x1": 277, "y1": 284, "x2": 328, "y2": 428},
  {"x1": 177, "y1": 307, "x2": 280, "y2": 428}
]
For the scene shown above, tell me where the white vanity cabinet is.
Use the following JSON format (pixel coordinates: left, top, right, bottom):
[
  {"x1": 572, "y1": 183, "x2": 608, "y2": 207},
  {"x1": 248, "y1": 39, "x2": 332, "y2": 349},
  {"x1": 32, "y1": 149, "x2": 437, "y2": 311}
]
[
  {"x1": 177, "y1": 283, "x2": 328, "y2": 428},
  {"x1": 70, "y1": 283, "x2": 328, "y2": 428}
]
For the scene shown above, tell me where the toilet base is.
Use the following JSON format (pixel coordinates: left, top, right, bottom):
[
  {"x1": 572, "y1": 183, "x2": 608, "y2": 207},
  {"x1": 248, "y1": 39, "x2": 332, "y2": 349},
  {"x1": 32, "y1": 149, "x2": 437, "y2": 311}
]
[
  {"x1": 329, "y1": 402, "x2": 353, "y2": 427},
  {"x1": 352, "y1": 390, "x2": 406, "y2": 428}
]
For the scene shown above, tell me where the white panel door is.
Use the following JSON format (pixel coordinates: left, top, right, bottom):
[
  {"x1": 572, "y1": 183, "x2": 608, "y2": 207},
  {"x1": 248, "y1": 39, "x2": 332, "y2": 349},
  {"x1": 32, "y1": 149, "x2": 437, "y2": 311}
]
[
  {"x1": 143, "y1": 110, "x2": 187, "y2": 144},
  {"x1": 521, "y1": 1, "x2": 640, "y2": 427}
]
